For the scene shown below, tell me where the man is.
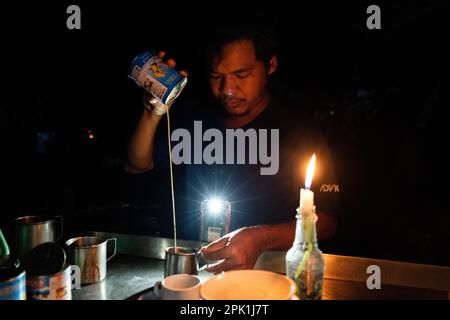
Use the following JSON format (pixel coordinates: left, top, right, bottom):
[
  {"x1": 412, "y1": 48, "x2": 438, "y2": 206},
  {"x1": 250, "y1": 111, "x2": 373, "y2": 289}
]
[{"x1": 125, "y1": 22, "x2": 339, "y2": 273}]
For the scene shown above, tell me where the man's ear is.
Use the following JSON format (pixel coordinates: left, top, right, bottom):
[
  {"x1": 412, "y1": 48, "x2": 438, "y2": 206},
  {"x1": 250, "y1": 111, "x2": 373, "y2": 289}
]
[{"x1": 268, "y1": 55, "x2": 278, "y2": 75}]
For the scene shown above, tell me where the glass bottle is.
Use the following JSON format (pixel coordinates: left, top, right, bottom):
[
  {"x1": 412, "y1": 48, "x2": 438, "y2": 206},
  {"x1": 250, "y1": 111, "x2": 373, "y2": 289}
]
[
  {"x1": 286, "y1": 206, "x2": 324, "y2": 300},
  {"x1": 0, "y1": 228, "x2": 11, "y2": 264},
  {"x1": 1, "y1": 227, "x2": 24, "y2": 280}
]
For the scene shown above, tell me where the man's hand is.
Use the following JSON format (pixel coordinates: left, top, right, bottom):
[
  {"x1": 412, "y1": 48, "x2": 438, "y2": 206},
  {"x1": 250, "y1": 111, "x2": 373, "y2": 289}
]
[
  {"x1": 200, "y1": 227, "x2": 267, "y2": 273},
  {"x1": 142, "y1": 51, "x2": 188, "y2": 116},
  {"x1": 142, "y1": 91, "x2": 172, "y2": 116}
]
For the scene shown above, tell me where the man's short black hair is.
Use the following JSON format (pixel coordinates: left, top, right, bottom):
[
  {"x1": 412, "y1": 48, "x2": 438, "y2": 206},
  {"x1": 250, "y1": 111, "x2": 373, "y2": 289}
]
[{"x1": 203, "y1": 12, "x2": 279, "y2": 71}]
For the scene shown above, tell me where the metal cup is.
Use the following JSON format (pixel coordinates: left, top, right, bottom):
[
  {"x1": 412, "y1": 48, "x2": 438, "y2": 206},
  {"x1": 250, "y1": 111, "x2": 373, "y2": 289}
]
[
  {"x1": 7, "y1": 215, "x2": 63, "y2": 263},
  {"x1": 164, "y1": 247, "x2": 206, "y2": 277},
  {"x1": 65, "y1": 236, "x2": 116, "y2": 285}
]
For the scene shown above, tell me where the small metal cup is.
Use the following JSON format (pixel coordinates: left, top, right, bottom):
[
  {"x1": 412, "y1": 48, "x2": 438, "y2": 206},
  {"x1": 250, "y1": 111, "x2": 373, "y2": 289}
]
[
  {"x1": 164, "y1": 247, "x2": 206, "y2": 277},
  {"x1": 65, "y1": 236, "x2": 116, "y2": 285},
  {"x1": 7, "y1": 215, "x2": 64, "y2": 263}
]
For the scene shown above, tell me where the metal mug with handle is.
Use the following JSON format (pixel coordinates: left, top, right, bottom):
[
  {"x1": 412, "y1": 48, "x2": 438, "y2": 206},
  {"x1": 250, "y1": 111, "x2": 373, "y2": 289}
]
[
  {"x1": 65, "y1": 236, "x2": 116, "y2": 285},
  {"x1": 164, "y1": 246, "x2": 207, "y2": 277},
  {"x1": 7, "y1": 215, "x2": 63, "y2": 263}
]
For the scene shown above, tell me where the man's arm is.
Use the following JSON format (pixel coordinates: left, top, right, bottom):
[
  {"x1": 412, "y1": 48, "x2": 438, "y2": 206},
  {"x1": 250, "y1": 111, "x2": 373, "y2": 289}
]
[
  {"x1": 124, "y1": 107, "x2": 163, "y2": 174},
  {"x1": 258, "y1": 211, "x2": 337, "y2": 251},
  {"x1": 200, "y1": 223, "x2": 294, "y2": 273},
  {"x1": 125, "y1": 52, "x2": 187, "y2": 174},
  {"x1": 200, "y1": 211, "x2": 337, "y2": 273}
]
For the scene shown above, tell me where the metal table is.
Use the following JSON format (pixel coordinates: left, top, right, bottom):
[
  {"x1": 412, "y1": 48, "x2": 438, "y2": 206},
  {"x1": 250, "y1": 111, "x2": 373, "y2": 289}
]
[
  {"x1": 71, "y1": 232, "x2": 450, "y2": 300},
  {"x1": 71, "y1": 232, "x2": 212, "y2": 300}
]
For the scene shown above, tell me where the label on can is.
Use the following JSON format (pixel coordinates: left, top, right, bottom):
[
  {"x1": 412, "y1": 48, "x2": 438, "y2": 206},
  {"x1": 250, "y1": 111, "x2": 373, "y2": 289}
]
[
  {"x1": 207, "y1": 227, "x2": 223, "y2": 242},
  {"x1": 200, "y1": 201, "x2": 231, "y2": 243},
  {"x1": 128, "y1": 51, "x2": 187, "y2": 105},
  {"x1": 26, "y1": 264, "x2": 72, "y2": 300},
  {"x1": 0, "y1": 271, "x2": 26, "y2": 300}
]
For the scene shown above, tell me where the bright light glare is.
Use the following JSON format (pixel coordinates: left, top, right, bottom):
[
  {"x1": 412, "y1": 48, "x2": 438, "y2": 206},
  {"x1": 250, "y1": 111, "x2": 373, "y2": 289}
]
[{"x1": 207, "y1": 198, "x2": 224, "y2": 214}]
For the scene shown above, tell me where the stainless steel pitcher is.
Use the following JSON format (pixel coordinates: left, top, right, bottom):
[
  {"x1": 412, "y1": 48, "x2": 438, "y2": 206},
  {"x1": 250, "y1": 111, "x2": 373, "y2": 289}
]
[
  {"x1": 7, "y1": 215, "x2": 63, "y2": 263},
  {"x1": 65, "y1": 236, "x2": 116, "y2": 285},
  {"x1": 164, "y1": 246, "x2": 207, "y2": 277}
]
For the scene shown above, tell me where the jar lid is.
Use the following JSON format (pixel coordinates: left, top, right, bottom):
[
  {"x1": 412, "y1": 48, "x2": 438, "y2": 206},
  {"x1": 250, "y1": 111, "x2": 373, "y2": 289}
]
[
  {"x1": 25, "y1": 242, "x2": 66, "y2": 276},
  {"x1": 0, "y1": 257, "x2": 20, "y2": 271}
]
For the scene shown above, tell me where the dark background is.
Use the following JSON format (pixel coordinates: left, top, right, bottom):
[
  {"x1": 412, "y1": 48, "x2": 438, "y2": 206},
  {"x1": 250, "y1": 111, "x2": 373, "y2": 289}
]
[{"x1": 1, "y1": 1, "x2": 449, "y2": 266}]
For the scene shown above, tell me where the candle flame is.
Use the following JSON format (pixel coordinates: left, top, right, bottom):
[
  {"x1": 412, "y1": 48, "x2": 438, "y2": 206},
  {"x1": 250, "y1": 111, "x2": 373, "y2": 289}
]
[{"x1": 305, "y1": 154, "x2": 316, "y2": 189}]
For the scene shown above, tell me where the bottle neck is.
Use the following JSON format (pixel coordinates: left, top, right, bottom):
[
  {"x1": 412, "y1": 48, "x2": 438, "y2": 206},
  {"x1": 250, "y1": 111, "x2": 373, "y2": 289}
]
[
  {"x1": 293, "y1": 208, "x2": 318, "y2": 247},
  {"x1": 0, "y1": 228, "x2": 10, "y2": 258},
  {"x1": 0, "y1": 228, "x2": 12, "y2": 269}
]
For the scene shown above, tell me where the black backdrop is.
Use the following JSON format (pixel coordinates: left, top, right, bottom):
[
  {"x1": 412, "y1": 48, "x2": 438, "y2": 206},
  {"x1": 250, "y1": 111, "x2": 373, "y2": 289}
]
[{"x1": 1, "y1": 1, "x2": 449, "y2": 266}]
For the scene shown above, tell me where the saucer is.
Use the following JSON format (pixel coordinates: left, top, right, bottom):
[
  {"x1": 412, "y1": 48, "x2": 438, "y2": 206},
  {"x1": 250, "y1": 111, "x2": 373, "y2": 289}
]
[{"x1": 200, "y1": 270, "x2": 297, "y2": 300}]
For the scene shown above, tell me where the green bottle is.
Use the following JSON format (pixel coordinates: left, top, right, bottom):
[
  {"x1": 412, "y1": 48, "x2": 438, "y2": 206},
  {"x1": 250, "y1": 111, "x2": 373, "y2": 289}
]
[
  {"x1": 0, "y1": 228, "x2": 11, "y2": 265},
  {"x1": 1, "y1": 227, "x2": 22, "y2": 272},
  {"x1": 1, "y1": 227, "x2": 26, "y2": 300}
]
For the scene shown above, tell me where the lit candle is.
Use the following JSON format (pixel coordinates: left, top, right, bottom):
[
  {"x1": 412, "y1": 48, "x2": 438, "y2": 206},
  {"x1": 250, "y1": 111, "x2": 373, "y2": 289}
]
[{"x1": 300, "y1": 154, "x2": 316, "y2": 213}]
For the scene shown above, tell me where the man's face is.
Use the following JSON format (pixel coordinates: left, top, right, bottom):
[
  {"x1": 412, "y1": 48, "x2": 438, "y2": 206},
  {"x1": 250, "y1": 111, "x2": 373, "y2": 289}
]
[{"x1": 208, "y1": 40, "x2": 276, "y2": 116}]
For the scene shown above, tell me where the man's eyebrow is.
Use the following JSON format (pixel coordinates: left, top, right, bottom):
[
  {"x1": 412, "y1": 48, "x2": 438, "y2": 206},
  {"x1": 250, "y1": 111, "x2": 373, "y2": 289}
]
[
  {"x1": 233, "y1": 68, "x2": 252, "y2": 73},
  {"x1": 209, "y1": 68, "x2": 253, "y2": 75}
]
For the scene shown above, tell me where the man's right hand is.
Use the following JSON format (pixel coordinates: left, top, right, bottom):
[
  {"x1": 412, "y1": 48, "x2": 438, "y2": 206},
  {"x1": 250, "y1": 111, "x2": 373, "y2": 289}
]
[
  {"x1": 142, "y1": 91, "x2": 172, "y2": 116},
  {"x1": 142, "y1": 51, "x2": 187, "y2": 116}
]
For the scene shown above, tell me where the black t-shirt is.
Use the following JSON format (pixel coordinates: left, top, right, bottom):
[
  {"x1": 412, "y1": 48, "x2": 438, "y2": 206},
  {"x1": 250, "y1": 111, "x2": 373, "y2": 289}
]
[{"x1": 152, "y1": 97, "x2": 340, "y2": 240}]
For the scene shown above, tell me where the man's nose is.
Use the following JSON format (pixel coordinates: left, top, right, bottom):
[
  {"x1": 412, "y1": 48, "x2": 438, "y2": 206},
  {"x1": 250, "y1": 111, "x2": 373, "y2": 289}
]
[{"x1": 220, "y1": 75, "x2": 237, "y2": 96}]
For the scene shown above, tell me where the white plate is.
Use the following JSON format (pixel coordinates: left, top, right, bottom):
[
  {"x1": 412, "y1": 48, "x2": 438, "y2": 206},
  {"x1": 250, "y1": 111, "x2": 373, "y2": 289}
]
[{"x1": 200, "y1": 270, "x2": 297, "y2": 300}]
